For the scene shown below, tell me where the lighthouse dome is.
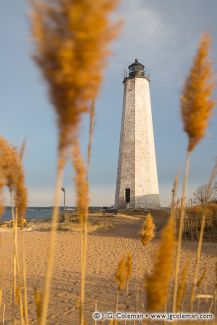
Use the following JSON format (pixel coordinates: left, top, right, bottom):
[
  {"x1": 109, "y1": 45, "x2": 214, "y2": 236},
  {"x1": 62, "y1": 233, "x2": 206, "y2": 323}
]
[{"x1": 128, "y1": 59, "x2": 145, "y2": 78}]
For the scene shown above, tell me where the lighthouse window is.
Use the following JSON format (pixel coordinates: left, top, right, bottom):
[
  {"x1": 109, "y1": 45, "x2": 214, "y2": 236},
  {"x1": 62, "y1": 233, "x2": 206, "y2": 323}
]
[{"x1": 125, "y1": 188, "x2": 130, "y2": 203}]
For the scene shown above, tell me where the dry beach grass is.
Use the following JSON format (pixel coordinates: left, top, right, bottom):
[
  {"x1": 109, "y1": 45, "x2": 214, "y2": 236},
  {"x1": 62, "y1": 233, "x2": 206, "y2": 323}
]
[
  {"x1": 0, "y1": 1, "x2": 217, "y2": 324},
  {"x1": 0, "y1": 214, "x2": 217, "y2": 324}
]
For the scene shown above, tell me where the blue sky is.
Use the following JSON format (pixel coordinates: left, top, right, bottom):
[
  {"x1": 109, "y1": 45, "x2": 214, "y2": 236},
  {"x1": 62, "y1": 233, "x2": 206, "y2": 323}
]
[{"x1": 1, "y1": 0, "x2": 217, "y2": 207}]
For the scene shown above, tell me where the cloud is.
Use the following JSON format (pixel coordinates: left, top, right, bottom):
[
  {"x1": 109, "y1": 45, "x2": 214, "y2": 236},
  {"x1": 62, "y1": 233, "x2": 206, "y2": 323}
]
[
  {"x1": 109, "y1": 0, "x2": 197, "y2": 87},
  {"x1": 112, "y1": 1, "x2": 171, "y2": 66}
]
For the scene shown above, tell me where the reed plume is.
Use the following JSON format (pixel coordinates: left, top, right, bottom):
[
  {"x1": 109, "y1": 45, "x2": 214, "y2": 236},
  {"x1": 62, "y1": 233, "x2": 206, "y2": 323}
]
[
  {"x1": 31, "y1": 0, "x2": 119, "y2": 152},
  {"x1": 115, "y1": 253, "x2": 132, "y2": 290},
  {"x1": 140, "y1": 213, "x2": 156, "y2": 246},
  {"x1": 146, "y1": 216, "x2": 176, "y2": 312},
  {"x1": 30, "y1": 2, "x2": 120, "y2": 323},
  {"x1": 181, "y1": 33, "x2": 215, "y2": 153},
  {"x1": 173, "y1": 34, "x2": 215, "y2": 312},
  {"x1": 0, "y1": 136, "x2": 27, "y2": 225}
]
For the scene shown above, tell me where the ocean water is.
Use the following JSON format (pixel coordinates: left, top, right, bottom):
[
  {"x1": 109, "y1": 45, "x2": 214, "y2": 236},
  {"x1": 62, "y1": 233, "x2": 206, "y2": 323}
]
[{"x1": 1, "y1": 207, "x2": 66, "y2": 221}]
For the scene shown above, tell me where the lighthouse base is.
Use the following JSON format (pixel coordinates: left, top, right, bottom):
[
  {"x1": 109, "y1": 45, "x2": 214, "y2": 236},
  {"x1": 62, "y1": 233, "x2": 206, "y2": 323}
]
[
  {"x1": 115, "y1": 194, "x2": 160, "y2": 210},
  {"x1": 135, "y1": 194, "x2": 160, "y2": 209}
]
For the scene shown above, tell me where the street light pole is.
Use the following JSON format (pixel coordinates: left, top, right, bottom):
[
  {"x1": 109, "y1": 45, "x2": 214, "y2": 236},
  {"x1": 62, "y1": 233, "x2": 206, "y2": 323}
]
[{"x1": 61, "y1": 187, "x2": 66, "y2": 218}]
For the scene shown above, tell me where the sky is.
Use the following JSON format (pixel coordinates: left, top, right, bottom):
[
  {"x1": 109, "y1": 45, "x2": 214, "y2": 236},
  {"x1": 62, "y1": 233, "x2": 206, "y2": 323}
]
[{"x1": 0, "y1": 0, "x2": 217, "y2": 207}]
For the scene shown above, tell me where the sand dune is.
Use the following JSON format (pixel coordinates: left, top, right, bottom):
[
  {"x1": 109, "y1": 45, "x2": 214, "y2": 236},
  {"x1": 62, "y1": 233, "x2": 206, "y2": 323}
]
[{"x1": 0, "y1": 216, "x2": 216, "y2": 324}]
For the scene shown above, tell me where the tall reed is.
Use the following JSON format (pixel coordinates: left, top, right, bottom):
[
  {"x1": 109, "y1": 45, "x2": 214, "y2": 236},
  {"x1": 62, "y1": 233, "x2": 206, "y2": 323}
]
[
  {"x1": 173, "y1": 34, "x2": 215, "y2": 312},
  {"x1": 114, "y1": 253, "x2": 132, "y2": 314},
  {"x1": 176, "y1": 259, "x2": 189, "y2": 311},
  {"x1": 0, "y1": 137, "x2": 28, "y2": 323},
  {"x1": 30, "y1": 1, "x2": 119, "y2": 324},
  {"x1": 191, "y1": 216, "x2": 206, "y2": 308},
  {"x1": 20, "y1": 139, "x2": 26, "y2": 161},
  {"x1": 0, "y1": 137, "x2": 27, "y2": 226},
  {"x1": 87, "y1": 100, "x2": 96, "y2": 175},
  {"x1": 72, "y1": 140, "x2": 89, "y2": 325},
  {"x1": 190, "y1": 159, "x2": 217, "y2": 311},
  {"x1": 146, "y1": 215, "x2": 176, "y2": 312},
  {"x1": 19, "y1": 139, "x2": 29, "y2": 325}
]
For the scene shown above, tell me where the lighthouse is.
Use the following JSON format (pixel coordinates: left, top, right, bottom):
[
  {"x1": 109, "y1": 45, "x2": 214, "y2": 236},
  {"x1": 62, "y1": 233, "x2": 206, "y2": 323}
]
[{"x1": 115, "y1": 59, "x2": 160, "y2": 210}]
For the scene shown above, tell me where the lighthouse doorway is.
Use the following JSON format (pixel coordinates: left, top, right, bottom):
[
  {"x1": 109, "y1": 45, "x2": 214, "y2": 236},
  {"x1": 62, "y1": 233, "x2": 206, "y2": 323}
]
[{"x1": 125, "y1": 188, "x2": 130, "y2": 203}]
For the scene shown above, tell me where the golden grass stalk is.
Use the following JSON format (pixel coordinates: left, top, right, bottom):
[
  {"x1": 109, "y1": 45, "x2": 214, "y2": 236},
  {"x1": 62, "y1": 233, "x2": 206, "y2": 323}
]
[
  {"x1": 126, "y1": 252, "x2": 132, "y2": 295},
  {"x1": 206, "y1": 160, "x2": 217, "y2": 202},
  {"x1": 94, "y1": 300, "x2": 97, "y2": 325},
  {"x1": 176, "y1": 259, "x2": 189, "y2": 312},
  {"x1": 0, "y1": 288, "x2": 2, "y2": 311},
  {"x1": 11, "y1": 203, "x2": 26, "y2": 325},
  {"x1": 30, "y1": 0, "x2": 119, "y2": 152},
  {"x1": 30, "y1": 2, "x2": 119, "y2": 323},
  {"x1": 173, "y1": 34, "x2": 215, "y2": 313},
  {"x1": 140, "y1": 213, "x2": 156, "y2": 246},
  {"x1": 0, "y1": 138, "x2": 29, "y2": 324},
  {"x1": 10, "y1": 191, "x2": 25, "y2": 325},
  {"x1": 146, "y1": 216, "x2": 176, "y2": 312},
  {"x1": 180, "y1": 33, "x2": 215, "y2": 153},
  {"x1": 39, "y1": 157, "x2": 65, "y2": 325},
  {"x1": 0, "y1": 144, "x2": 29, "y2": 325},
  {"x1": 34, "y1": 288, "x2": 42, "y2": 322},
  {"x1": 87, "y1": 100, "x2": 95, "y2": 174},
  {"x1": 215, "y1": 262, "x2": 217, "y2": 291},
  {"x1": 11, "y1": 191, "x2": 16, "y2": 325},
  {"x1": 115, "y1": 289, "x2": 120, "y2": 315},
  {"x1": 190, "y1": 213, "x2": 206, "y2": 311},
  {"x1": 172, "y1": 155, "x2": 190, "y2": 314},
  {"x1": 108, "y1": 321, "x2": 118, "y2": 325},
  {"x1": 19, "y1": 139, "x2": 29, "y2": 325},
  {"x1": 134, "y1": 275, "x2": 140, "y2": 315},
  {"x1": 72, "y1": 140, "x2": 89, "y2": 325},
  {"x1": 210, "y1": 262, "x2": 217, "y2": 316},
  {"x1": 20, "y1": 139, "x2": 26, "y2": 160},
  {"x1": 196, "y1": 266, "x2": 207, "y2": 288},
  {"x1": 0, "y1": 136, "x2": 27, "y2": 226},
  {"x1": 20, "y1": 232, "x2": 29, "y2": 325},
  {"x1": 2, "y1": 304, "x2": 5, "y2": 325},
  {"x1": 207, "y1": 265, "x2": 217, "y2": 318},
  {"x1": 115, "y1": 253, "x2": 132, "y2": 291},
  {"x1": 125, "y1": 253, "x2": 132, "y2": 322},
  {"x1": 190, "y1": 159, "x2": 217, "y2": 311}
]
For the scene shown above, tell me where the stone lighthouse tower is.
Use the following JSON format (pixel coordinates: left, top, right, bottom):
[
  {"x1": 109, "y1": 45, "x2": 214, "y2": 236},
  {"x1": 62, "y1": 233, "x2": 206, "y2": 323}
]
[{"x1": 115, "y1": 59, "x2": 160, "y2": 209}]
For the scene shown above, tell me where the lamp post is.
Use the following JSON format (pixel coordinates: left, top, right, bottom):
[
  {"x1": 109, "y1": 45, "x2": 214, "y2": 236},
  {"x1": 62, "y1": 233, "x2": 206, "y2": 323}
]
[{"x1": 61, "y1": 187, "x2": 66, "y2": 217}]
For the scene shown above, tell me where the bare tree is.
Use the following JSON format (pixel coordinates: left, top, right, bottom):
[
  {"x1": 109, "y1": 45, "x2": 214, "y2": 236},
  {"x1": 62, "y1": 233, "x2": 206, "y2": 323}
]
[{"x1": 193, "y1": 183, "x2": 217, "y2": 205}]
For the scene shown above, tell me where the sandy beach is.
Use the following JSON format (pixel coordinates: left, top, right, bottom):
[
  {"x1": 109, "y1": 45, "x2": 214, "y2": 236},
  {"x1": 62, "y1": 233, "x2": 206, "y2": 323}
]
[{"x1": 0, "y1": 215, "x2": 217, "y2": 324}]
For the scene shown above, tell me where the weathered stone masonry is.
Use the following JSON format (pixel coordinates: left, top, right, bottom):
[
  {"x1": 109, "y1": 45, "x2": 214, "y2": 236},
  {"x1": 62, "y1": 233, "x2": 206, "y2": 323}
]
[{"x1": 115, "y1": 59, "x2": 160, "y2": 209}]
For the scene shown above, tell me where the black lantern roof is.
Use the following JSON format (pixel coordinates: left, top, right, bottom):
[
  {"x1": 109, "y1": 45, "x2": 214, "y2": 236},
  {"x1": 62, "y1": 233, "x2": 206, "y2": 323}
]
[
  {"x1": 124, "y1": 59, "x2": 150, "y2": 82},
  {"x1": 129, "y1": 59, "x2": 144, "y2": 76}
]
